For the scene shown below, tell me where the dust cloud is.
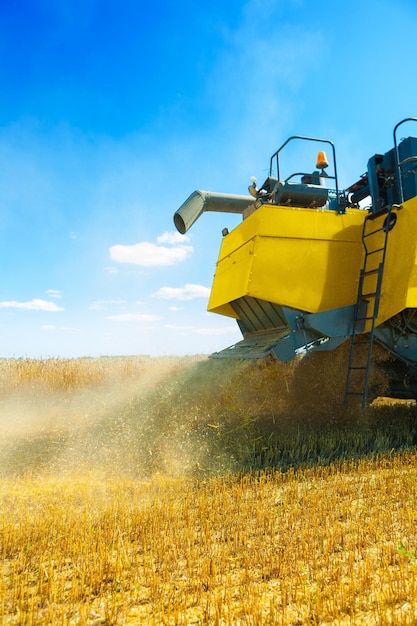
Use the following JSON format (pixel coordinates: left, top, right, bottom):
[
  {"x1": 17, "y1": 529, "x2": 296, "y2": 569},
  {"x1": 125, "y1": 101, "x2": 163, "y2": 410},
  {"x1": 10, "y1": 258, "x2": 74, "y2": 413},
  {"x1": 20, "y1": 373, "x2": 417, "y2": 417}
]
[{"x1": 0, "y1": 347, "x2": 416, "y2": 479}]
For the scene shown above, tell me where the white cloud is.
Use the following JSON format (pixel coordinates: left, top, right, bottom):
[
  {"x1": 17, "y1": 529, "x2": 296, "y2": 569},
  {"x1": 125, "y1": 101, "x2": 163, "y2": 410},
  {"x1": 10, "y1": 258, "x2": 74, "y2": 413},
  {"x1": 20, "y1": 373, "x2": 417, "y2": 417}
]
[
  {"x1": 153, "y1": 283, "x2": 210, "y2": 300},
  {"x1": 168, "y1": 306, "x2": 184, "y2": 311},
  {"x1": 89, "y1": 299, "x2": 126, "y2": 311},
  {"x1": 109, "y1": 241, "x2": 193, "y2": 266},
  {"x1": 0, "y1": 299, "x2": 64, "y2": 311},
  {"x1": 46, "y1": 289, "x2": 63, "y2": 299},
  {"x1": 106, "y1": 313, "x2": 162, "y2": 322},
  {"x1": 157, "y1": 231, "x2": 190, "y2": 244}
]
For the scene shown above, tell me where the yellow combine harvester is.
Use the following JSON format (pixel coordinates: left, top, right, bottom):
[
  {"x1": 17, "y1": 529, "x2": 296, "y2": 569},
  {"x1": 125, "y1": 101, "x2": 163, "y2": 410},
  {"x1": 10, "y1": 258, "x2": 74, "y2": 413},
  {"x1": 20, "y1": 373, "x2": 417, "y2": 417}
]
[{"x1": 174, "y1": 118, "x2": 417, "y2": 406}]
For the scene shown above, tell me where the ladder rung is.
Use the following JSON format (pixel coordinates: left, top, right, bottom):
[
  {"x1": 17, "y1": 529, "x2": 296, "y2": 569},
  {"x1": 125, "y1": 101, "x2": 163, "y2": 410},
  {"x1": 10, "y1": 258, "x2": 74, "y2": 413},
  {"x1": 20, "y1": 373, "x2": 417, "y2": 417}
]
[
  {"x1": 361, "y1": 292, "x2": 377, "y2": 298},
  {"x1": 362, "y1": 268, "x2": 380, "y2": 276},
  {"x1": 366, "y1": 247, "x2": 385, "y2": 255},
  {"x1": 349, "y1": 366, "x2": 367, "y2": 371},
  {"x1": 346, "y1": 391, "x2": 365, "y2": 396},
  {"x1": 363, "y1": 228, "x2": 384, "y2": 237}
]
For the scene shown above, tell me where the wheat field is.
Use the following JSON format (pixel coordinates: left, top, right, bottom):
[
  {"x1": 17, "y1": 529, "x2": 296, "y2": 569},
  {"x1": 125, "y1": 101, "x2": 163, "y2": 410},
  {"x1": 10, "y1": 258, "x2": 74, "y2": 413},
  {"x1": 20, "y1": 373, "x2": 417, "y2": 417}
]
[{"x1": 1, "y1": 349, "x2": 417, "y2": 624}]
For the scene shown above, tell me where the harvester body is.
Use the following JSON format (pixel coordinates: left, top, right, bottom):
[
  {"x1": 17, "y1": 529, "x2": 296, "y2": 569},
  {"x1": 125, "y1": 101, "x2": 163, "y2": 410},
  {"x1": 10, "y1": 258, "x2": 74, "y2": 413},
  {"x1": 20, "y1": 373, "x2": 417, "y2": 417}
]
[{"x1": 174, "y1": 119, "x2": 417, "y2": 404}]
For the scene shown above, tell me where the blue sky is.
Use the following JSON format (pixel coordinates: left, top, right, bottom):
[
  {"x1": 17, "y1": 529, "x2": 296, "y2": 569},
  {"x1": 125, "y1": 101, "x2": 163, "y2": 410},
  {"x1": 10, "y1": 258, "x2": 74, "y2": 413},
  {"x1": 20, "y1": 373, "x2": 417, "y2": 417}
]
[{"x1": 1, "y1": 0, "x2": 417, "y2": 358}]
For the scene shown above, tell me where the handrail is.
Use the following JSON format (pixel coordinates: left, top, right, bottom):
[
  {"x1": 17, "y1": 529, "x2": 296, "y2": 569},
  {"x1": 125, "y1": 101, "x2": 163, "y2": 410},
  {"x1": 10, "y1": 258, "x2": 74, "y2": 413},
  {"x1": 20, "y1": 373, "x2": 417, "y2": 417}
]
[
  {"x1": 393, "y1": 117, "x2": 417, "y2": 204},
  {"x1": 268, "y1": 135, "x2": 342, "y2": 212}
]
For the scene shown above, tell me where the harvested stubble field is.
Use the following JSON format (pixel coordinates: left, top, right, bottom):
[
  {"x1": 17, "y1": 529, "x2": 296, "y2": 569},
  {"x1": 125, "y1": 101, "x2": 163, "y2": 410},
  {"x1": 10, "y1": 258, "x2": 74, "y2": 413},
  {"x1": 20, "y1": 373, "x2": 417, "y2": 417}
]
[{"x1": 2, "y1": 347, "x2": 417, "y2": 625}]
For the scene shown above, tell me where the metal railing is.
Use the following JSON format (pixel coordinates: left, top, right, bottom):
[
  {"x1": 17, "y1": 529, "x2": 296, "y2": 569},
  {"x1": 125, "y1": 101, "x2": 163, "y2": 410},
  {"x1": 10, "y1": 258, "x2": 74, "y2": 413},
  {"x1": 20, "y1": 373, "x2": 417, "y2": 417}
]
[{"x1": 268, "y1": 135, "x2": 343, "y2": 213}]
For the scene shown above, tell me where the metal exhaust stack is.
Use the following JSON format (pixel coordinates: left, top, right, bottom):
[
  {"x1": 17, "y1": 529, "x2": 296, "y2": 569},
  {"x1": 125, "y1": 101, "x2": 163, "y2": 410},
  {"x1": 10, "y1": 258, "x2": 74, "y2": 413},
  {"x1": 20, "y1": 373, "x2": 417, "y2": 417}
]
[{"x1": 173, "y1": 190, "x2": 253, "y2": 234}]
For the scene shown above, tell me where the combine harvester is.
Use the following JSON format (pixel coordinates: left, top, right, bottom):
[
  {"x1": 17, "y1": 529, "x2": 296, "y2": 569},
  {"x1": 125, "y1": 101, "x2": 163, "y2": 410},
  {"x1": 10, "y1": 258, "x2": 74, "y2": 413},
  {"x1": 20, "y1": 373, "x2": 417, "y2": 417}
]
[{"x1": 174, "y1": 118, "x2": 417, "y2": 406}]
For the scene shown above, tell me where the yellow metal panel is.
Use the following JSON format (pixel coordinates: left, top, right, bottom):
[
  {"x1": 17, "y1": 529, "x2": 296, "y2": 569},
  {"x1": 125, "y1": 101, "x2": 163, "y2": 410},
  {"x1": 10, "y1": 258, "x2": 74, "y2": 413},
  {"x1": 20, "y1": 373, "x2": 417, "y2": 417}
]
[
  {"x1": 209, "y1": 302, "x2": 238, "y2": 318},
  {"x1": 247, "y1": 236, "x2": 362, "y2": 311},
  {"x1": 407, "y1": 286, "x2": 417, "y2": 307},
  {"x1": 376, "y1": 197, "x2": 417, "y2": 325},
  {"x1": 208, "y1": 204, "x2": 366, "y2": 316},
  {"x1": 218, "y1": 204, "x2": 366, "y2": 258},
  {"x1": 208, "y1": 239, "x2": 255, "y2": 315}
]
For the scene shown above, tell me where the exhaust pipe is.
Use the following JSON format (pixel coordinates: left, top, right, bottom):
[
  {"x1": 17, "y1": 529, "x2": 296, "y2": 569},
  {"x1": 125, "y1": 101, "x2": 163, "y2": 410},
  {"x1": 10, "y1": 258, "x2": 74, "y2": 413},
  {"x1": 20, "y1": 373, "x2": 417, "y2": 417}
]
[{"x1": 173, "y1": 190, "x2": 253, "y2": 234}]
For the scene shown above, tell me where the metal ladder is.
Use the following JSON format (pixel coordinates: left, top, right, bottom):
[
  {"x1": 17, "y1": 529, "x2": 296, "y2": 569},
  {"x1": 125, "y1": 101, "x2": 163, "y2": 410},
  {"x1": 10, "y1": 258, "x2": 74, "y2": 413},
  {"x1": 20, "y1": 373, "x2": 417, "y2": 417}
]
[{"x1": 344, "y1": 208, "x2": 393, "y2": 407}]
